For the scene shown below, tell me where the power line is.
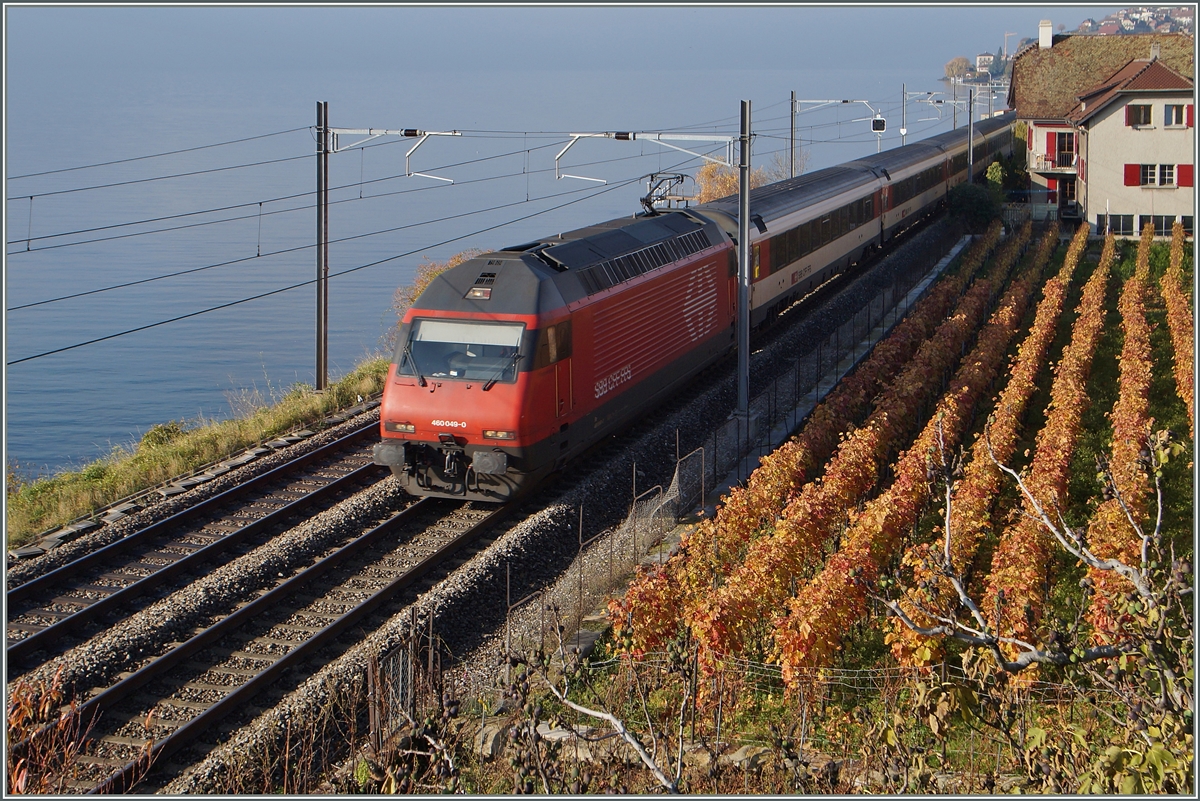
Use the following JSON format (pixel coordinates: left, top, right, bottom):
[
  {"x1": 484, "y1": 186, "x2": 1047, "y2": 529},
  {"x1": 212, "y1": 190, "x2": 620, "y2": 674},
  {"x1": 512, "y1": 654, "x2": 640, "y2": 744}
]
[
  {"x1": 6, "y1": 139, "x2": 570, "y2": 250},
  {"x1": 7, "y1": 179, "x2": 605, "y2": 312},
  {"x1": 6, "y1": 137, "x2": 687, "y2": 256},
  {"x1": 6, "y1": 126, "x2": 311, "y2": 180},
  {"x1": 5, "y1": 152, "x2": 315, "y2": 202},
  {"x1": 7, "y1": 172, "x2": 653, "y2": 366}
]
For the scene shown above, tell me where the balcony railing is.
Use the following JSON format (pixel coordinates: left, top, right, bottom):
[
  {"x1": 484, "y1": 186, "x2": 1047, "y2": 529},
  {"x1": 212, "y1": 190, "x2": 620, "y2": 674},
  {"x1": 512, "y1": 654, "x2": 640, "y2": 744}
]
[{"x1": 1033, "y1": 152, "x2": 1077, "y2": 173}]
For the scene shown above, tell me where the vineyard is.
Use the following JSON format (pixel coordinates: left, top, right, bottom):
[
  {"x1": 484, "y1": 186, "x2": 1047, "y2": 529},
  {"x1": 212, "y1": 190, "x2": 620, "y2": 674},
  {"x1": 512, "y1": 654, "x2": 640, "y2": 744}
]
[{"x1": 600, "y1": 221, "x2": 1194, "y2": 793}]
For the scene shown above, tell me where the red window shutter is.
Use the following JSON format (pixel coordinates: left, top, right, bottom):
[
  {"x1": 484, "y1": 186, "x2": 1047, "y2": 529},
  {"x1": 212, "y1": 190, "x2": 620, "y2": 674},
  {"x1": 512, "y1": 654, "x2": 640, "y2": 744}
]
[
  {"x1": 1125, "y1": 164, "x2": 1141, "y2": 186},
  {"x1": 1047, "y1": 178, "x2": 1057, "y2": 190},
  {"x1": 1047, "y1": 131, "x2": 1056, "y2": 153},
  {"x1": 1188, "y1": 104, "x2": 1194, "y2": 127},
  {"x1": 1179, "y1": 164, "x2": 1194, "y2": 187},
  {"x1": 1126, "y1": 106, "x2": 1133, "y2": 126}
]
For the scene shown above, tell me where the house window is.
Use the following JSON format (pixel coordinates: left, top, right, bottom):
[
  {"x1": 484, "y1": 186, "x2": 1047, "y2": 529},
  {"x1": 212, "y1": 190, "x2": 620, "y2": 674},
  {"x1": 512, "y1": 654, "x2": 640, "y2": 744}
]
[
  {"x1": 1140, "y1": 215, "x2": 1174, "y2": 237},
  {"x1": 1101, "y1": 214, "x2": 1135, "y2": 235},
  {"x1": 1140, "y1": 164, "x2": 1156, "y2": 186},
  {"x1": 1126, "y1": 104, "x2": 1152, "y2": 126},
  {"x1": 1183, "y1": 216, "x2": 1194, "y2": 236},
  {"x1": 1159, "y1": 164, "x2": 1175, "y2": 186},
  {"x1": 1165, "y1": 105, "x2": 1186, "y2": 126}
]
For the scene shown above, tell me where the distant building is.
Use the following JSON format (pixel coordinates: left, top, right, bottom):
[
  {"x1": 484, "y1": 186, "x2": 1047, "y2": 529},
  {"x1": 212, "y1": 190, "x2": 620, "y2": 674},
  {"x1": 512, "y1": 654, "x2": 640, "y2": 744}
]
[
  {"x1": 1098, "y1": 22, "x2": 1121, "y2": 35},
  {"x1": 976, "y1": 53, "x2": 995, "y2": 72},
  {"x1": 1007, "y1": 21, "x2": 1194, "y2": 231}
]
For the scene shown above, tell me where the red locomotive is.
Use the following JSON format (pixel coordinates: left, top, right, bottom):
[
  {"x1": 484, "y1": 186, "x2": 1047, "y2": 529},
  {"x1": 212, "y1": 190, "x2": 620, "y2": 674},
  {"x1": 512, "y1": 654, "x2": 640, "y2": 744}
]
[{"x1": 374, "y1": 113, "x2": 1014, "y2": 501}]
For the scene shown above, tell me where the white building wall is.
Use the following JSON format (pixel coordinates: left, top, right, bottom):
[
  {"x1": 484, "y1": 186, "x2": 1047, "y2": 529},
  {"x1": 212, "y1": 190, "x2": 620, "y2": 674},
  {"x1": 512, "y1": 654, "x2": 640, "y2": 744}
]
[{"x1": 1079, "y1": 93, "x2": 1195, "y2": 232}]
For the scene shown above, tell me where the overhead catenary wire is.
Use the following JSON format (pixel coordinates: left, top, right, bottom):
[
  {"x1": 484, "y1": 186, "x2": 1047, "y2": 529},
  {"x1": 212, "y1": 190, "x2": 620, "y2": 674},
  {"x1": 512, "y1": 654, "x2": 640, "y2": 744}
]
[
  {"x1": 6, "y1": 139, "x2": 561, "y2": 249},
  {"x1": 5, "y1": 139, "x2": 594, "y2": 251},
  {"x1": 6, "y1": 126, "x2": 311, "y2": 180},
  {"x1": 6, "y1": 169, "x2": 666, "y2": 367},
  {"x1": 6, "y1": 142, "x2": 696, "y2": 311},
  {"x1": 9, "y1": 95, "x2": 927, "y2": 247},
  {"x1": 7, "y1": 179, "x2": 606, "y2": 312}
]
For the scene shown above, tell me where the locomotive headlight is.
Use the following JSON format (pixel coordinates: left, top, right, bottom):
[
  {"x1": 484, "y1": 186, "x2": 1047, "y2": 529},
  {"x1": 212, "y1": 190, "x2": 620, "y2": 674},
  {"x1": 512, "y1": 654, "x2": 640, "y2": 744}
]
[
  {"x1": 385, "y1": 421, "x2": 416, "y2": 434},
  {"x1": 466, "y1": 287, "x2": 492, "y2": 300},
  {"x1": 483, "y1": 429, "x2": 516, "y2": 440}
]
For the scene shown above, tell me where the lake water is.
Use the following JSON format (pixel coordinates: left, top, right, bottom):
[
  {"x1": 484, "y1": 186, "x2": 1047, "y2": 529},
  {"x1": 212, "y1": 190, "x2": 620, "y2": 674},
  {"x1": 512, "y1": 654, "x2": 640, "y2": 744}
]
[{"x1": 5, "y1": 57, "x2": 987, "y2": 476}]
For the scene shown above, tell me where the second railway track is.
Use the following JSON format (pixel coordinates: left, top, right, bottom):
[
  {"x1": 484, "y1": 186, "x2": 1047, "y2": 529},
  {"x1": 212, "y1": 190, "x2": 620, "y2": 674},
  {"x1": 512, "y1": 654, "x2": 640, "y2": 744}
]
[{"x1": 6, "y1": 421, "x2": 386, "y2": 677}]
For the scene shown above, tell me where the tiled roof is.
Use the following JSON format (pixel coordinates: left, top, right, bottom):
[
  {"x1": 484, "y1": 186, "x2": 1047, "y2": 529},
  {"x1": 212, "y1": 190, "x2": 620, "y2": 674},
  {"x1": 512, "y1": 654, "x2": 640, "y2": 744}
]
[
  {"x1": 1066, "y1": 58, "x2": 1194, "y2": 124},
  {"x1": 1009, "y1": 32, "x2": 1194, "y2": 119}
]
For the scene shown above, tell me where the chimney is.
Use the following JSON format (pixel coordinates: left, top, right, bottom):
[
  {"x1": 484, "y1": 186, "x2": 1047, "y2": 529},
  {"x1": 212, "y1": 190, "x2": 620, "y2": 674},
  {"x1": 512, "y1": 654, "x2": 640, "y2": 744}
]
[
  {"x1": 1040, "y1": 19, "x2": 1053, "y2": 49},
  {"x1": 1150, "y1": 42, "x2": 1161, "y2": 60}
]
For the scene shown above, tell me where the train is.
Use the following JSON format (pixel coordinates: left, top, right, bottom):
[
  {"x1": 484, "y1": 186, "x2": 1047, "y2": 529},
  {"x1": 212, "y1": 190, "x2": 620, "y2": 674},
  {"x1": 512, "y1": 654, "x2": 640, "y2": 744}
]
[{"x1": 373, "y1": 112, "x2": 1015, "y2": 501}]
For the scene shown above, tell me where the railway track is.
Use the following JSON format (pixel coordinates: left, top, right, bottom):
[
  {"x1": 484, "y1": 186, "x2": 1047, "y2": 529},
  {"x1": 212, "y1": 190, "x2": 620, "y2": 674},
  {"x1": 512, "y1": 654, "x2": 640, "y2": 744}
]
[
  {"x1": 6, "y1": 421, "x2": 386, "y2": 678},
  {"x1": 31, "y1": 497, "x2": 512, "y2": 793}
]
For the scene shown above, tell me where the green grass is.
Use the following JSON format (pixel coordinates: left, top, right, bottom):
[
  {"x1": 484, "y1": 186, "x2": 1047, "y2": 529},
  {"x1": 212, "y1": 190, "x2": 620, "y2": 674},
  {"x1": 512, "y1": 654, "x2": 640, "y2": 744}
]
[{"x1": 5, "y1": 356, "x2": 391, "y2": 549}]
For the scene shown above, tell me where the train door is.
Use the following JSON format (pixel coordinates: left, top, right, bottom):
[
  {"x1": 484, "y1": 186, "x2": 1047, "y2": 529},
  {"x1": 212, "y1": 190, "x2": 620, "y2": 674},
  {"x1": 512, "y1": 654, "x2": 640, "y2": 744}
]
[{"x1": 555, "y1": 359, "x2": 572, "y2": 418}]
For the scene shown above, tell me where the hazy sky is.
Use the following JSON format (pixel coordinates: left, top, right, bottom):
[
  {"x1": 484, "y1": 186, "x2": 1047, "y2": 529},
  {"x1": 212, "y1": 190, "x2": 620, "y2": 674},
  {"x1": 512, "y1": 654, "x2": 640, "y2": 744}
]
[{"x1": 6, "y1": 4, "x2": 1129, "y2": 76}]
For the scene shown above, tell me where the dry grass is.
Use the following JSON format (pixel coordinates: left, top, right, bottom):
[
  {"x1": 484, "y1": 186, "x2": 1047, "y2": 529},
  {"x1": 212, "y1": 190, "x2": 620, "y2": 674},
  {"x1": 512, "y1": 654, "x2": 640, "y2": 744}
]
[{"x1": 5, "y1": 357, "x2": 390, "y2": 549}]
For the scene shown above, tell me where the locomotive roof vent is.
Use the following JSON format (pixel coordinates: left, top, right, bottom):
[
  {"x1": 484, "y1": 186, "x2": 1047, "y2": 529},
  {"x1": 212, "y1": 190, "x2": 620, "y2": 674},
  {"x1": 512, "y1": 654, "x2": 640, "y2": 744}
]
[{"x1": 474, "y1": 272, "x2": 497, "y2": 285}]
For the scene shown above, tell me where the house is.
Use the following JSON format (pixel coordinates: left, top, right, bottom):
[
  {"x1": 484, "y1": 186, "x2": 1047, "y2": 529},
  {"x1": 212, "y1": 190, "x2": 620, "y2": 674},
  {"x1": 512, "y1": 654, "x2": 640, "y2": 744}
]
[
  {"x1": 1007, "y1": 20, "x2": 1193, "y2": 230},
  {"x1": 976, "y1": 53, "x2": 995, "y2": 72},
  {"x1": 1067, "y1": 57, "x2": 1194, "y2": 236}
]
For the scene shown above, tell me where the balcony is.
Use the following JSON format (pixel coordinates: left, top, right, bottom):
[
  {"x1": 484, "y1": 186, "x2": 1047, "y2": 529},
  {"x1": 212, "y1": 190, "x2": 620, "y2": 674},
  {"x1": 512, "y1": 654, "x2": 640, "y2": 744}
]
[{"x1": 1032, "y1": 152, "x2": 1077, "y2": 174}]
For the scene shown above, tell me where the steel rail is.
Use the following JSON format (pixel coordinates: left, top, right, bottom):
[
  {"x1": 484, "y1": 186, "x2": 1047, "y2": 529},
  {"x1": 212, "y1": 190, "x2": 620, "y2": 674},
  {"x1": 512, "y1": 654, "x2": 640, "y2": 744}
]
[
  {"x1": 7, "y1": 424, "x2": 384, "y2": 677},
  {"x1": 7, "y1": 420, "x2": 378, "y2": 606},
  {"x1": 7, "y1": 464, "x2": 385, "y2": 674},
  {"x1": 83, "y1": 498, "x2": 513, "y2": 794}
]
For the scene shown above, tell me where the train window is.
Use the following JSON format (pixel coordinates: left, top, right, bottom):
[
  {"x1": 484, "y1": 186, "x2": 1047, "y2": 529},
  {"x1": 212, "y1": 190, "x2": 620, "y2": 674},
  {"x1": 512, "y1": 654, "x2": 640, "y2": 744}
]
[
  {"x1": 534, "y1": 321, "x2": 573, "y2": 369},
  {"x1": 403, "y1": 319, "x2": 525, "y2": 383},
  {"x1": 864, "y1": 196, "x2": 873, "y2": 219},
  {"x1": 797, "y1": 222, "x2": 810, "y2": 257}
]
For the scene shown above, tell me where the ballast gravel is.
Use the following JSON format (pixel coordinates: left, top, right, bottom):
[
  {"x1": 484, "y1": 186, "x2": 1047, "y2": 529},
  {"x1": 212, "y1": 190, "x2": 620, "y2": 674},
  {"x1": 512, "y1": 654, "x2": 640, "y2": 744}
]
[
  {"x1": 5, "y1": 410, "x2": 382, "y2": 590},
  {"x1": 163, "y1": 218, "x2": 964, "y2": 794},
  {"x1": 10, "y1": 476, "x2": 410, "y2": 694}
]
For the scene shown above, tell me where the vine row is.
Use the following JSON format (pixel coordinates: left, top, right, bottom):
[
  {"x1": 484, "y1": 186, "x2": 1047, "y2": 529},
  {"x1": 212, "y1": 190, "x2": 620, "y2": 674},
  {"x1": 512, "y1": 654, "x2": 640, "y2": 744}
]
[
  {"x1": 1160, "y1": 220, "x2": 1194, "y2": 438},
  {"x1": 693, "y1": 223, "x2": 1026, "y2": 661},
  {"x1": 610, "y1": 222, "x2": 1004, "y2": 655},
  {"x1": 981, "y1": 233, "x2": 1117, "y2": 649},
  {"x1": 887, "y1": 223, "x2": 1086, "y2": 666},
  {"x1": 771, "y1": 224, "x2": 1044, "y2": 685},
  {"x1": 1084, "y1": 224, "x2": 1156, "y2": 640}
]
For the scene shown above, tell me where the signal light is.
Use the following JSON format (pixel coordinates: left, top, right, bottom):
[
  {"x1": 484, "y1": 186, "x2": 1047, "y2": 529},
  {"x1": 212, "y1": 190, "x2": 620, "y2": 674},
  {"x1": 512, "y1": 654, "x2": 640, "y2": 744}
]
[
  {"x1": 872, "y1": 116, "x2": 886, "y2": 132},
  {"x1": 483, "y1": 429, "x2": 516, "y2": 440}
]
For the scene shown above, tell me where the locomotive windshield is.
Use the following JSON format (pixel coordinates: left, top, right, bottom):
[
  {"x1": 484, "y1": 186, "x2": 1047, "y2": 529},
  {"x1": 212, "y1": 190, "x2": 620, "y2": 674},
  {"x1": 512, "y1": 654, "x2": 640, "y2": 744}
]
[{"x1": 400, "y1": 319, "x2": 525, "y2": 383}]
